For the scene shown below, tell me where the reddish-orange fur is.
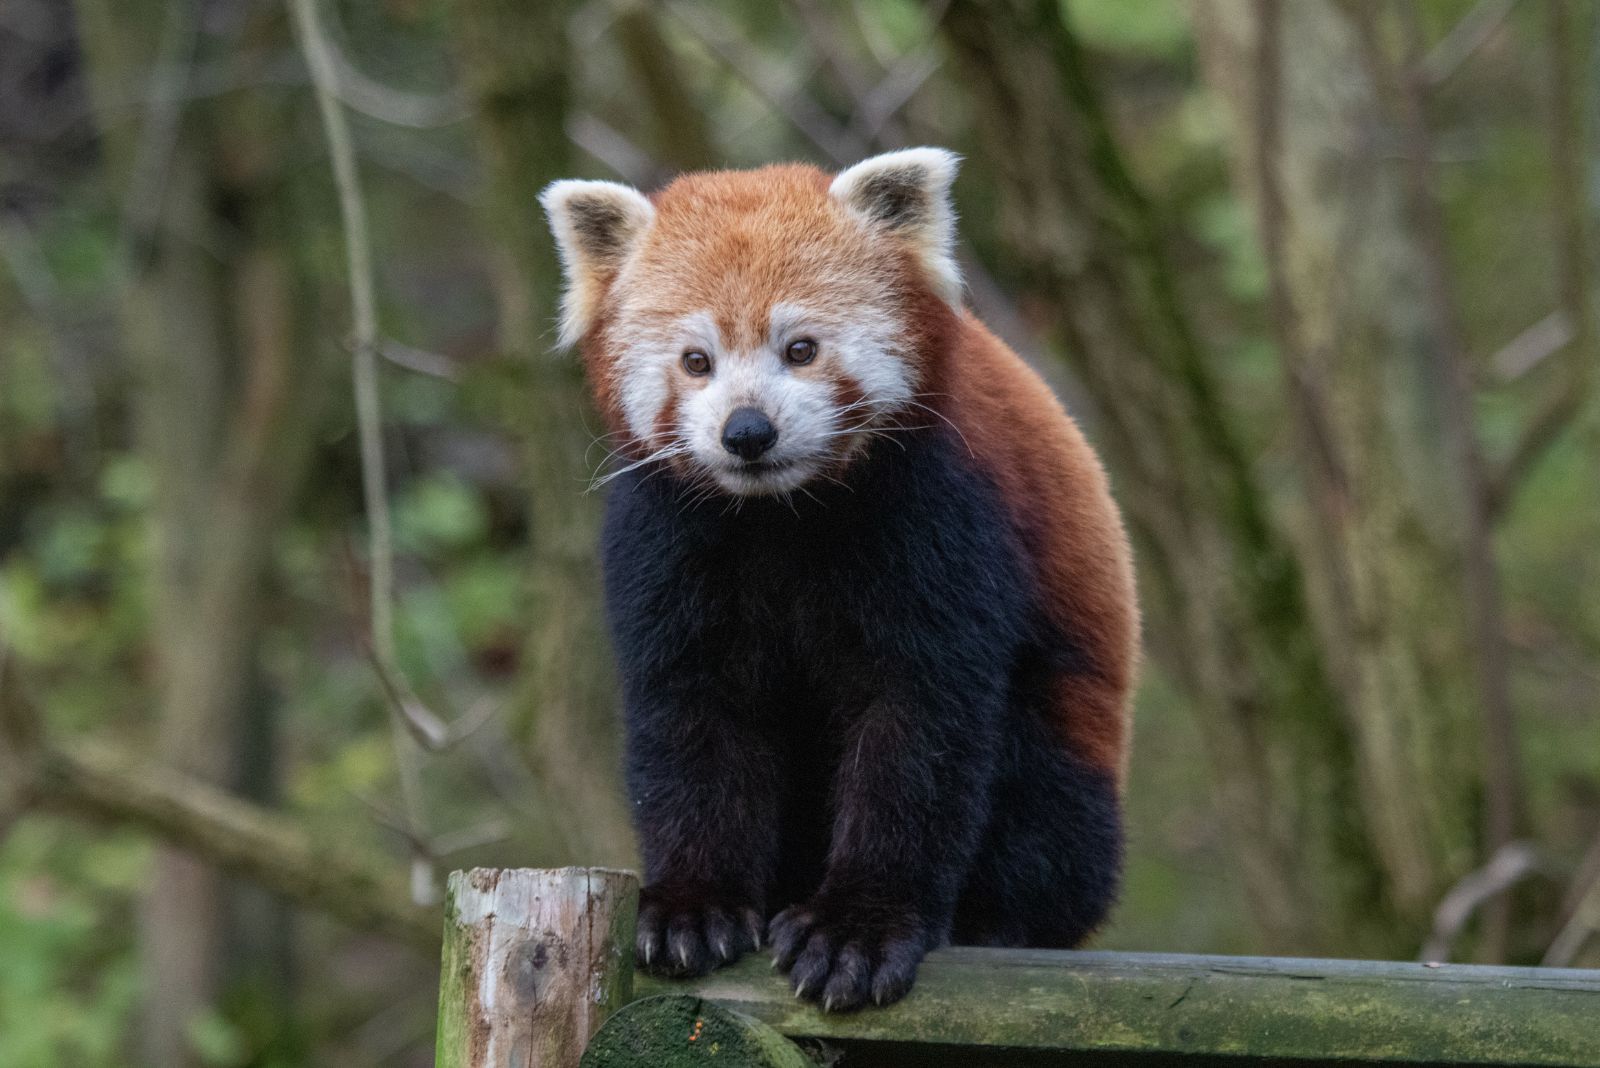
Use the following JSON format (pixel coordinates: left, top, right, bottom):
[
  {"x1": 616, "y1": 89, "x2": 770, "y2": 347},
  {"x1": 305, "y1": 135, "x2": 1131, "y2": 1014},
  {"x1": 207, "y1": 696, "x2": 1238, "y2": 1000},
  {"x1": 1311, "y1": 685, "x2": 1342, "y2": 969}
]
[
  {"x1": 936, "y1": 317, "x2": 1138, "y2": 782},
  {"x1": 578, "y1": 163, "x2": 1137, "y2": 784}
]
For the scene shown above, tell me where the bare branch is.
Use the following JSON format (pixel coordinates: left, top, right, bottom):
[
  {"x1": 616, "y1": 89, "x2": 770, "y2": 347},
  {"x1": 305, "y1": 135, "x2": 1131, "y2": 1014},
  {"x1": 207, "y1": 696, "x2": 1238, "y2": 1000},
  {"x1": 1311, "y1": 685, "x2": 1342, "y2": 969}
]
[
  {"x1": 1487, "y1": 0, "x2": 1594, "y2": 519},
  {"x1": 786, "y1": 0, "x2": 879, "y2": 112},
  {"x1": 430, "y1": 817, "x2": 512, "y2": 857},
  {"x1": 290, "y1": 0, "x2": 392, "y2": 667},
  {"x1": 853, "y1": 48, "x2": 942, "y2": 144},
  {"x1": 1490, "y1": 310, "x2": 1573, "y2": 382},
  {"x1": 816, "y1": 0, "x2": 949, "y2": 146},
  {"x1": 568, "y1": 112, "x2": 660, "y2": 187},
  {"x1": 1371, "y1": 0, "x2": 1524, "y2": 959},
  {"x1": 663, "y1": 0, "x2": 867, "y2": 164},
  {"x1": 290, "y1": 0, "x2": 443, "y2": 902},
  {"x1": 363, "y1": 643, "x2": 499, "y2": 753},
  {"x1": 380, "y1": 339, "x2": 460, "y2": 381},
  {"x1": 1487, "y1": 381, "x2": 1587, "y2": 518},
  {"x1": 41, "y1": 738, "x2": 438, "y2": 948},
  {"x1": 1545, "y1": 827, "x2": 1600, "y2": 966},
  {"x1": 1420, "y1": 841, "x2": 1543, "y2": 962},
  {"x1": 1421, "y1": 0, "x2": 1521, "y2": 85},
  {"x1": 116, "y1": 0, "x2": 198, "y2": 269},
  {"x1": 320, "y1": 34, "x2": 467, "y2": 128},
  {"x1": 1, "y1": 634, "x2": 434, "y2": 946}
]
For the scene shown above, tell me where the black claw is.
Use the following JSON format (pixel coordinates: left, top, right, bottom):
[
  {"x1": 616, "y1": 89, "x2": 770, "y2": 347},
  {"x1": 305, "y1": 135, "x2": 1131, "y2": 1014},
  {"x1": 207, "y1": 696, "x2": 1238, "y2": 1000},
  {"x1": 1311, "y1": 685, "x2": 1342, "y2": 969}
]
[
  {"x1": 789, "y1": 930, "x2": 835, "y2": 999},
  {"x1": 666, "y1": 912, "x2": 708, "y2": 975},
  {"x1": 870, "y1": 943, "x2": 919, "y2": 1007},
  {"x1": 636, "y1": 902, "x2": 666, "y2": 972},
  {"x1": 768, "y1": 907, "x2": 814, "y2": 970},
  {"x1": 635, "y1": 885, "x2": 761, "y2": 977},
  {"x1": 743, "y1": 908, "x2": 766, "y2": 950},
  {"x1": 702, "y1": 905, "x2": 751, "y2": 962},
  {"x1": 821, "y1": 943, "x2": 872, "y2": 1012},
  {"x1": 765, "y1": 895, "x2": 929, "y2": 1011}
]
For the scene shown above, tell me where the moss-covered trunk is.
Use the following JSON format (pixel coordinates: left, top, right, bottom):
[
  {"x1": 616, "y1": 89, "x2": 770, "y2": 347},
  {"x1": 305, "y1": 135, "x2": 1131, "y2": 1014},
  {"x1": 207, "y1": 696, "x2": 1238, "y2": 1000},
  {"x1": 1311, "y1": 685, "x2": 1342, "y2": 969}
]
[
  {"x1": 449, "y1": 0, "x2": 634, "y2": 866},
  {"x1": 1191, "y1": 0, "x2": 1482, "y2": 934},
  {"x1": 937, "y1": 0, "x2": 1387, "y2": 953}
]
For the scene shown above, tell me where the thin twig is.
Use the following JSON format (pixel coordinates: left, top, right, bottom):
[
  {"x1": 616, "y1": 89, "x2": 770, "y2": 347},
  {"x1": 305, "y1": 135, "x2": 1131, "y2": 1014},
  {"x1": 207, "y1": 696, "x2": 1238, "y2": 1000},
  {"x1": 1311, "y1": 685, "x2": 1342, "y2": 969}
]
[
  {"x1": 289, "y1": 0, "x2": 439, "y2": 901},
  {"x1": 1487, "y1": 382, "x2": 1587, "y2": 517},
  {"x1": 1545, "y1": 826, "x2": 1600, "y2": 966},
  {"x1": 1382, "y1": 0, "x2": 1525, "y2": 959},
  {"x1": 355, "y1": 793, "x2": 507, "y2": 858},
  {"x1": 1421, "y1": 0, "x2": 1520, "y2": 85},
  {"x1": 363, "y1": 643, "x2": 499, "y2": 753},
  {"x1": 381, "y1": 339, "x2": 460, "y2": 381},
  {"x1": 1420, "y1": 841, "x2": 1543, "y2": 962},
  {"x1": 568, "y1": 112, "x2": 660, "y2": 187},
  {"x1": 1487, "y1": 0, "x2": 1593, "y2": 517},
  {"x1": 663, "y1": 0, "x2": 867, "y2": 163},
  {"x1": 1490, "y1": 309, "x2": 1572, "y2": 382},
  {"x1": 289, "y1": 0, "x2": 391, "y2": 666},
  {"x1": 116, "y1": 0, "x2": 198, "y2": 272},
  {"x1": 853, "y1": 48, "x2": 941, "y2": 144},
  {"x1": 321, "y1": 35, "x2": 467, "y2": 128}
]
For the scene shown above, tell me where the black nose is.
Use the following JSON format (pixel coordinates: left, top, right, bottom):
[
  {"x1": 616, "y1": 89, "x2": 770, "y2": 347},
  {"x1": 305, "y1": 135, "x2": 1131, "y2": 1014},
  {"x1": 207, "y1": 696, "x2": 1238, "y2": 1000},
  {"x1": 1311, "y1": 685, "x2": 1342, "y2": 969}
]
[{"x1": 721, "y1": 407, "x2": 779, "y2": 461}]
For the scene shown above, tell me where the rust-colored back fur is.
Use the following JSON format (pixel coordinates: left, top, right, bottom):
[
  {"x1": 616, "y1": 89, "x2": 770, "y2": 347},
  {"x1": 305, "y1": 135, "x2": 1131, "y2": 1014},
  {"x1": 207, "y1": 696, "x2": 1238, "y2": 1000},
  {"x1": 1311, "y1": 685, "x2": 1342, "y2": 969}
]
[{"x1": 939, "y1": 317, "x2": 1138, "y2": 784}]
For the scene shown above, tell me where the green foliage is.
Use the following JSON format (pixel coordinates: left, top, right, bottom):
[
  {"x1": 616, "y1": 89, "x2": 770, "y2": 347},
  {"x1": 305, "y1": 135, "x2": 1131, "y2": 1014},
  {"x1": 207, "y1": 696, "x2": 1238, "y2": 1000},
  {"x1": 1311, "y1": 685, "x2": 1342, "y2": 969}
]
[
  {"x1": 1067, "y1": 0, "x2": 1188, "y2": 57},
  {"x1": 394, "y1": 474, "x2": 489, "y2": 556},
  {"x1": 0, "y1": 824, "x2": 145, "y2": 1068}
]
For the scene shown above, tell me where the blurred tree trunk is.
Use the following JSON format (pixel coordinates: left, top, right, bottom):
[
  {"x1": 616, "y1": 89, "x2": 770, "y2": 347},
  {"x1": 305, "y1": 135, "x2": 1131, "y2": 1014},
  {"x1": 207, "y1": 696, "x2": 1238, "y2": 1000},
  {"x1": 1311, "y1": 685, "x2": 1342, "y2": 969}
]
[
  {"x1": 449, "y1": 0, "x2": 634, "y2": 865},
  {"x1": 73, "y1": 1, "x2": 331, "y2": 1062},
  {"x1": 1191, "y1": 0, "x2": 1484, "y2": 934},
  {"x1": 938, "y1": 0, "x2": 1392, "y2": 952},
  {"x1": 614, "y1": 1, "x2": 719, "y2": 173}
]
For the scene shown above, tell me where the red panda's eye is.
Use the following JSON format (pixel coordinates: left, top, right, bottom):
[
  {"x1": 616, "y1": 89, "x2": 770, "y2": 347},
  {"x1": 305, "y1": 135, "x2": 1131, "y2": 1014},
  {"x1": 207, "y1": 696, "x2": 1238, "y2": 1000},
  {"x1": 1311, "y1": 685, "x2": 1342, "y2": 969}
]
[
  {"x1": 682, "y1": 350, "x2": 712, "y2": 376},
  {"x1": 785, "y1": 338, "x2": 817, "y2": 366}
]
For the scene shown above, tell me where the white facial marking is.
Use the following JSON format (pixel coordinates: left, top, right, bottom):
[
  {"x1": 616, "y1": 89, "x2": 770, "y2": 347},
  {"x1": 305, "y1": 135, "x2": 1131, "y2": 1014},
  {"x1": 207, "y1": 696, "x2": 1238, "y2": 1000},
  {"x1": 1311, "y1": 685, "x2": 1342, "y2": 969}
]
[
  {"x1": 768, "y1": 301, "x2": 912, "y2": 418},
  {"x1": 615, "y1": 310, "x2": 719, "y2": 444},
  {"x1": 614, "y1": 302, "x2": 915, "y2": 497}
]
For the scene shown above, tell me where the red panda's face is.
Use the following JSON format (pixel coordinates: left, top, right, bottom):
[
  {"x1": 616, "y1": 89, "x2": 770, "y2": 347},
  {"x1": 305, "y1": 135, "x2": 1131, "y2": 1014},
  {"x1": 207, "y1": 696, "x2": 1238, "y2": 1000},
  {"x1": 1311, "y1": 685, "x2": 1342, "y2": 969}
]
[{"x1": 543, "y1": 150, "x2": 963, "y2": 497}]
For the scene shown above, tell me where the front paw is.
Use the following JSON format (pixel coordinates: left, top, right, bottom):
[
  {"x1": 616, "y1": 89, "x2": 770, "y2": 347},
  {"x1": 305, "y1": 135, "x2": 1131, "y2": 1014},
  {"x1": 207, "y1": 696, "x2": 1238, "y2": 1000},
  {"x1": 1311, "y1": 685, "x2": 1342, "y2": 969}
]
[
  {"x1": 768, "y1": 894, "x2": 931, "y2": 1011},
  {"x1": 636, "y1": 883, "x2": 764, "y2": 978}
]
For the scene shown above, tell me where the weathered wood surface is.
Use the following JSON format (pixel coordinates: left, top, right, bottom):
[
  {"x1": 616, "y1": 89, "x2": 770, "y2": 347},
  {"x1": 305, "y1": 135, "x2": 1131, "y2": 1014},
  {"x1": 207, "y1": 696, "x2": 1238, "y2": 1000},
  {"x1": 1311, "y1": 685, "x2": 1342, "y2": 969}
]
[
  {"x1": 637, "y1": 947, "x2": 1600, "y2": 1066},
  {"x1": 436, "y1": 868, "x2": 638, "y2": 1068},
  {"x1": 581, "y1": 996, "x2": 813, "y2": 1068}
]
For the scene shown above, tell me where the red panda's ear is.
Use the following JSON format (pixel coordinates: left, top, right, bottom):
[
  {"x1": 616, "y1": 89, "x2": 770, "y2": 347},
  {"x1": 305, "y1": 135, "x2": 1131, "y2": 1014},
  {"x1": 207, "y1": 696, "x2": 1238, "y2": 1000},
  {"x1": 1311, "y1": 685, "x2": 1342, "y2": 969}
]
[
  {"x1": 540, "y1": 179, "x2": 655, "y2": 347},
  {"x1": 829, "y1": 147, "x2": 962, "y2": 307}
]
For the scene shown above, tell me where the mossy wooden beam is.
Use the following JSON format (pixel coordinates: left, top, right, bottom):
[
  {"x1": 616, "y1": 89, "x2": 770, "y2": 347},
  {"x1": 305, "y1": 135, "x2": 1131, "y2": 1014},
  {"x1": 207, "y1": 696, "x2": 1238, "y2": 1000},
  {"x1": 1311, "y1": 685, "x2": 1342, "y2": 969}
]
[{"x1": 638, "y1": 947, "x2": 1600, "y2": 1066}]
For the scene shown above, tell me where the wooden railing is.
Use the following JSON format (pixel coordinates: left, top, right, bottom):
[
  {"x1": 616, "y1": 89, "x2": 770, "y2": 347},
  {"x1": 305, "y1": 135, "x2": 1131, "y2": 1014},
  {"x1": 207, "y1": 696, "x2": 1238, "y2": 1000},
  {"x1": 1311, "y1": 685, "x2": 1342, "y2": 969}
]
[{"x1": 434, "y1": 868, "x2": 1600, "y2": 1067}]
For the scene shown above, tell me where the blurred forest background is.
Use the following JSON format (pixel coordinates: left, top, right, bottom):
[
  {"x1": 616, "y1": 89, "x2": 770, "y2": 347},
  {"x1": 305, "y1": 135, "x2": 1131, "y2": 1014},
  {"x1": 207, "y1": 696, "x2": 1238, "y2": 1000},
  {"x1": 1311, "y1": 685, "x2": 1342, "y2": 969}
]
[{"x1": 1, "y1": 0, "x2": 1598, "y2": 1064}]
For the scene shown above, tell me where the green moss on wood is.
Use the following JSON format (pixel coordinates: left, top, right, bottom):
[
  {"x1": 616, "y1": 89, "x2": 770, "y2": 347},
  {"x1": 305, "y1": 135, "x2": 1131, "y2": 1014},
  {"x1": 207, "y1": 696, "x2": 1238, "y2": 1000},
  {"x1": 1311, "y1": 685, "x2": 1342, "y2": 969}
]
[
  {"x1": 582, "y1": 996, "x2": 814, "y2": 1068},
  {"x1": 635, "y1": 947, "x2": 1600, "y2": 1066}
]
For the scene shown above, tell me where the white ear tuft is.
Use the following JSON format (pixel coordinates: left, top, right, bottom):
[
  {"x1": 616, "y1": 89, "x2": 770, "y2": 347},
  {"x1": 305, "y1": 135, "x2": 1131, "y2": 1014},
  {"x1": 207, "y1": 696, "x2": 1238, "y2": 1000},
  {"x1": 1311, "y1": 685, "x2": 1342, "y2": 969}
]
[
  {"x1": 540, "y1": 179, "x2": 656, "y2": 347},
  {"x1": 829, "y1": 147, "x2": 962, "y2": 307}
]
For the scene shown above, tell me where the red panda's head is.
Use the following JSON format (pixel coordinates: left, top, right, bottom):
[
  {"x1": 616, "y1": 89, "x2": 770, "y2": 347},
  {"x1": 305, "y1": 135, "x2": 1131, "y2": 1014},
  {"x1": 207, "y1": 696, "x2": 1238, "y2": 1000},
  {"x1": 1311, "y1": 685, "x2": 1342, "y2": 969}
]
[{"x1": 541, "y1": 149, "x2": 963, "y2": 497}]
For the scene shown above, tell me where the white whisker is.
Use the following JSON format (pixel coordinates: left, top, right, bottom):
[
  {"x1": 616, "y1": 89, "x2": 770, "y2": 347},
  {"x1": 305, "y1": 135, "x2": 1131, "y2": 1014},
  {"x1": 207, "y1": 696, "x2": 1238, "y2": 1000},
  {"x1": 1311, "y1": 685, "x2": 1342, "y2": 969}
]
[{"x1": 587, "y1": 442, "x2": 693, "y2": 492}]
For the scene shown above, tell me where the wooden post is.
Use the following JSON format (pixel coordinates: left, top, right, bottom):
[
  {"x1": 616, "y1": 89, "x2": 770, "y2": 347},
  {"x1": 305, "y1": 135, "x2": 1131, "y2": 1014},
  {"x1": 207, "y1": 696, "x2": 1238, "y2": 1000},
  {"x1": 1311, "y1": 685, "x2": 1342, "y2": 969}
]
[{"x1": 436, "y1": 867, "x2": 638, "y2": 1068}]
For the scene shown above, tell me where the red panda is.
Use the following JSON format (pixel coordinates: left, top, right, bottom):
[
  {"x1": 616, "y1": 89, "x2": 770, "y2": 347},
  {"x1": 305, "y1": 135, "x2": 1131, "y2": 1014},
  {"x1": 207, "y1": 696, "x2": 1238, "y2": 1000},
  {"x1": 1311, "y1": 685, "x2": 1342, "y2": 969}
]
[{"x1": 543, "y1": 148, "x2": 1138, "y2": 1011}]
